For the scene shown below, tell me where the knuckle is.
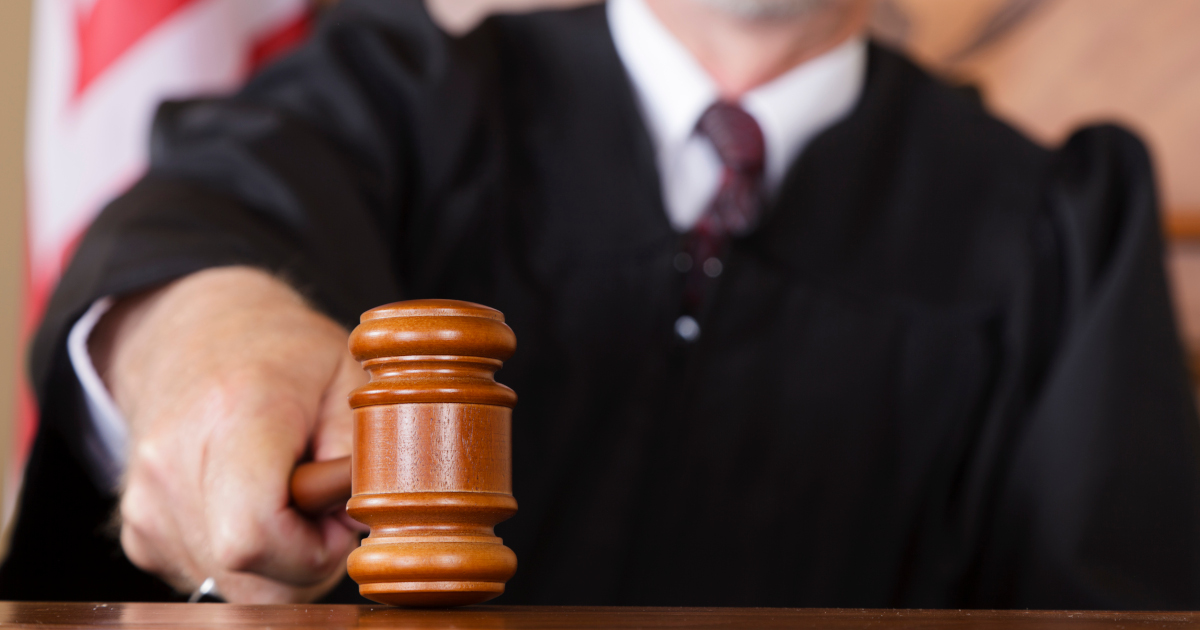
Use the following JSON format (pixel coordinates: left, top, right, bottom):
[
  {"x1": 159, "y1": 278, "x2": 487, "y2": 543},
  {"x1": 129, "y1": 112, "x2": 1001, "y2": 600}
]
[
  {"x1": 207, "y1": 365, "x2": 270, "y2": 409},
  {"x1": 119, "y1": 526, "x2": 159, "y2": 573},
  {"x1": 210, "y1": 523, "x2": 267, "y2": 573},
  {"x1": 118, "y1": 500, "x2": 162, "y2": 574},
  {"x1": 118, "y1": 479, "x2": 157, "y2": 535},
  {"x1": 129, "y1": 437, "x2": 175, "y2": 486},
  {"x1": 208, "y1": 363, "x2": 302, "y2": 421}
]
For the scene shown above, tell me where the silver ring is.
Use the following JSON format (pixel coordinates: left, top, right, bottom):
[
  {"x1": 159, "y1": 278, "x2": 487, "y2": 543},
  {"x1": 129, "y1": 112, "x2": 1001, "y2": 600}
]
[{"x1": 187, "y1": 577, "x2": 217, "y2": 603}]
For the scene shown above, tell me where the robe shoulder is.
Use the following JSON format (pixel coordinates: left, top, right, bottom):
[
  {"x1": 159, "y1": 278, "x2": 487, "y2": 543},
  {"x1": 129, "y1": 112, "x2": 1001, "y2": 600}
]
[{"x1": 771, "y1": 44, "x2": 1155, "y2": 316}]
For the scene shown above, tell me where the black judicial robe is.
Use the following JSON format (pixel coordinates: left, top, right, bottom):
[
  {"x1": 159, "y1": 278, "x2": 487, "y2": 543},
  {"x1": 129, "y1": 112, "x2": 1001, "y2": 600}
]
[{"x1": 4, "y1": 0, "x2": 1200, "y2": 609}]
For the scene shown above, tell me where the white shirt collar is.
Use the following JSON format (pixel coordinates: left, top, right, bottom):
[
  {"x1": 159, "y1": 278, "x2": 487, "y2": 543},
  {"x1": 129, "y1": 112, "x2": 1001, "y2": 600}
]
[
  {"x1": 608, "y1": 0, "x2": 868, "y2": 229},
  {"x1": 609, "y1": 0, "x2": 717, "y2": 169}
]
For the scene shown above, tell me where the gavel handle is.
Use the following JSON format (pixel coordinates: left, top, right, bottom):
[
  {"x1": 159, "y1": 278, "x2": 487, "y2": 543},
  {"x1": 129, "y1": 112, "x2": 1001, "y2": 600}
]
[{"x1": 290, "y1": 456, "x2": 352, "y2": 517}]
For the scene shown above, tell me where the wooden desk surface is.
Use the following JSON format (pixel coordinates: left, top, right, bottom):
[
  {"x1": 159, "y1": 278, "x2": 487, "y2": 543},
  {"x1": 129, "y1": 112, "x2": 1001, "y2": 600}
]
[{"x1": 1, "y1": 604, "x2": 1198, "y2": 629}]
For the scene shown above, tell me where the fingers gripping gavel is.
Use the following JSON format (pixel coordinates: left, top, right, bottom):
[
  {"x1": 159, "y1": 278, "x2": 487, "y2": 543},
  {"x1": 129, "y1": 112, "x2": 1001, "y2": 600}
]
[{"x1": 290, "y1": 299, "x2": 518, "y2": 607}]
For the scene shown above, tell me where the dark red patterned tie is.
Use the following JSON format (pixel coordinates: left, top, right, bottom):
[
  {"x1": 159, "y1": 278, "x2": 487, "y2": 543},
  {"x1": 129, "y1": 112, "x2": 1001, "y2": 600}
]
[{"x1": 680, "y1": 101, "x2": 766, "y2": 318}]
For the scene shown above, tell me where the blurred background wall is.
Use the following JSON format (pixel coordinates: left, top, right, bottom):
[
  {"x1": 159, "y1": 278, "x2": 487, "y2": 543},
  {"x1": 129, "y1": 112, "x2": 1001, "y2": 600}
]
[
  {"x1": 0, "y1": 0, "x2": 32, "y2": 536},
  {"x1": 0, "y1": 0, "x2": 1197, "y2": 527}
]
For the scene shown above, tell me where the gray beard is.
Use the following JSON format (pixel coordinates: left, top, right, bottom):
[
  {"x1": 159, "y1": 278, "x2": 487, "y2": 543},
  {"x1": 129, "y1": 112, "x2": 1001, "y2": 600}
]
[{"x1": 692, "y1": 0, "x2": 835, "y2": 19}]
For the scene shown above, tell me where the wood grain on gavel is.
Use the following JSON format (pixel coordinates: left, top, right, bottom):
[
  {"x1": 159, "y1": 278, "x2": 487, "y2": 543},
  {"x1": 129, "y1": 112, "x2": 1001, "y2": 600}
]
[{"x1": 289, "y1": 299, "x2": 518, "y2": 607}]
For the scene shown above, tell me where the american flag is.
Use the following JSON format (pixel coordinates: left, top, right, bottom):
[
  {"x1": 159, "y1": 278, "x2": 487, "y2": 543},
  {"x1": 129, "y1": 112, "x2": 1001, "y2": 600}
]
[{"x1": 16, "y1": 0, "x2": 313, "y2": 515}]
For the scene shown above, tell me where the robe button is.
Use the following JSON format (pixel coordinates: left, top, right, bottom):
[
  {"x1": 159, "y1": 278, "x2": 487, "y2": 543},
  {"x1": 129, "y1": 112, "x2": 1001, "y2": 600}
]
[
  {"x1": 673, "y1": 252, "x2": 693, "y2": 273},
  {"x1": 675, "y1": 315, "x2": 700, "y2": 342},
  {"x1": 703, "y1": 257, "x2": 723, "y2": 278}
]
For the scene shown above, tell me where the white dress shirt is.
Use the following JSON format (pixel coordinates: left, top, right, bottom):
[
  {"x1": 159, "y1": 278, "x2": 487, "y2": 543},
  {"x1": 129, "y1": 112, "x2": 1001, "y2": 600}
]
[
  {"x1": 68, "y1": 0, "x2": 868, "y2": 487},
  {"x1": 67, "y1": 296, "x2": 125, "y2": 488},
  {"x1": 609, "y1": 0, "x2": 866, "y2": 230}
]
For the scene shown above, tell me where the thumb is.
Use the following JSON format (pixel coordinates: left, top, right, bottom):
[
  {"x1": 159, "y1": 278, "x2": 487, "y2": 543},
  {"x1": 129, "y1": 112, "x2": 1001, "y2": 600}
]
[
  {"x1": 309, "y1": 350, "x2": 367, "y2": 533},
  {"x1": 312, "y1": 350, "x2": 366, "y2": 462}
]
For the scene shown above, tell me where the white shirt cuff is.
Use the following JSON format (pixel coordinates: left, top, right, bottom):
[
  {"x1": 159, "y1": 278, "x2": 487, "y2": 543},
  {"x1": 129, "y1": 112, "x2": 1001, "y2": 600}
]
[{"x1": 66, "y1": 297, "x2": 129, "y2": 491}]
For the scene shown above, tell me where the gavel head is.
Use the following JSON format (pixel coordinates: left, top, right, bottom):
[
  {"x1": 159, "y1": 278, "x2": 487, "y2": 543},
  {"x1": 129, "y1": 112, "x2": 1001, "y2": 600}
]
[{"x1": 345, "y1": 299, "x2": 518, "y2": 607}]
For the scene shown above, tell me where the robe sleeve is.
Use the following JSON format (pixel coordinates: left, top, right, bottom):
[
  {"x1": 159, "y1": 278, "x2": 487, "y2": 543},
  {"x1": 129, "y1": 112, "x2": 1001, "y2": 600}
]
[
  {"x1": 0, "y1": 1, "x2": 493, "y2": 602},
  {"x1": 980, "y1": 125, "x2": 1200, "y2": 609}
]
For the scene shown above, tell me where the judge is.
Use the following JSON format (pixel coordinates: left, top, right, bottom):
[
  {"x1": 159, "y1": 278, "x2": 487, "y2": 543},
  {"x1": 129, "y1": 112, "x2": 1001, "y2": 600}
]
[{"x1": 3, "y1": 0, "x2": 1199, "y2": 609}]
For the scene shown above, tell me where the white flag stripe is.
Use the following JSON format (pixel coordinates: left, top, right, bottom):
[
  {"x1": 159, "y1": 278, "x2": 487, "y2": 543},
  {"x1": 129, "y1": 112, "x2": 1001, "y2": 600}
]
[{"x1": 26, "y1": 0, "x2": 308, "y2": 289}]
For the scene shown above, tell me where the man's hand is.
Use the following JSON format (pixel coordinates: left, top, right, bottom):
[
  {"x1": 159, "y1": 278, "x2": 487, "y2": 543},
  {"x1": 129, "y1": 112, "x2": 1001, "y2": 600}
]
[{"x1": 90, "y1": 266, "x2": 366, "y2": 603}]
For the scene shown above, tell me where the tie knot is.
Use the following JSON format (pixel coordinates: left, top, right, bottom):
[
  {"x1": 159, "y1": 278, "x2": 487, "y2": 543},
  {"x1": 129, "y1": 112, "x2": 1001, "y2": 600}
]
[{"x1": 697, "y1": 101, "x2": 765, "y2": 175}]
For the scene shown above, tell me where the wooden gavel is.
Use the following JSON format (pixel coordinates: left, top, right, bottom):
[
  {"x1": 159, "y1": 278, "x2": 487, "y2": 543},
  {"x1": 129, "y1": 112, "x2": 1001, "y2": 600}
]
[{"x1": 288, "y1": 299, "x2": 518, "y2": 607}]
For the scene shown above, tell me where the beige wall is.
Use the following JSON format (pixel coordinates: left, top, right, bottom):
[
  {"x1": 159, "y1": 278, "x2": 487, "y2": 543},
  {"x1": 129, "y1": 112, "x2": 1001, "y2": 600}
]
[{"x1": 0, "y1": 0, "x2": 31, "y2": 528}]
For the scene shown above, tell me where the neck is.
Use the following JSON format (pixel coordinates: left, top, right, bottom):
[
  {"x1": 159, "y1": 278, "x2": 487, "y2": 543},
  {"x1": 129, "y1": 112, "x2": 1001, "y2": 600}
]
[{"x1": 644, "y1": 0, "x2": 871, "y2": 99}]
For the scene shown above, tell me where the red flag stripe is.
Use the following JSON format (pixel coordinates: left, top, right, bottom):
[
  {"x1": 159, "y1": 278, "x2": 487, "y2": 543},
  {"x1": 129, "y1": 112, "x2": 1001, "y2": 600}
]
[{"x1": 73, "y1": 0, "x2": 202, "y2": 99}]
